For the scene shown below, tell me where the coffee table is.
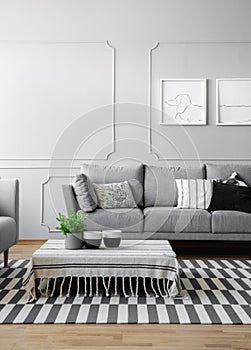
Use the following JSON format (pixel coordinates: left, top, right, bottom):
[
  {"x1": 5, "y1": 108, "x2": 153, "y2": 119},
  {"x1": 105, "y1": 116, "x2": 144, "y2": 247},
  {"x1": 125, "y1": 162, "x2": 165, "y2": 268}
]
[{"x1": 23, "y1": 239, "x2": 181, "y2": 301}]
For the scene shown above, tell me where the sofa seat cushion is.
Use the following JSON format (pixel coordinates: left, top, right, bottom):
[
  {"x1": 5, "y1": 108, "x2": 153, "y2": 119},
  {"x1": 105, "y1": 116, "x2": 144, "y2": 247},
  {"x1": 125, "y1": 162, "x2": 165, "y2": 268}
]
[
  {"x1": 0, "y1": 217, "x2": 17, "y2": 252},
  {"x1": 81, "y1": 208, "x2": 144, "y2": 233},
  {"x1": 144, "y1": 207, "x2": 211, "y2": 233},
  {"x1": 212, "y1": 210, "x2": 251, "y2": 233}
]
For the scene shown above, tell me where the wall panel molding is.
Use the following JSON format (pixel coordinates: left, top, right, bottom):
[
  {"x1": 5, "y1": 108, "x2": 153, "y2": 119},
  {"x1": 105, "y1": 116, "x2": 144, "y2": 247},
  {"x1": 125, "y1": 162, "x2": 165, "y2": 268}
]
[
  {"x1": 0, "y1": 40, "x2": 116, "y2": 160},
  {"x1": 1, "y1": 158, "x2": 251, "y2": 170},
  {"x1": 41, "y1": 175, "x2": 75, "y2": 233}
]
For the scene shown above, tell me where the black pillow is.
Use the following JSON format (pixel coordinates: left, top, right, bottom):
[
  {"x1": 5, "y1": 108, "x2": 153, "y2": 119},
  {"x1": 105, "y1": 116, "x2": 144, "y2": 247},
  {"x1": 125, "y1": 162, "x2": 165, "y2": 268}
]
[{"x1": 208, "y1": 181, "x2": 251, "y2": 214}]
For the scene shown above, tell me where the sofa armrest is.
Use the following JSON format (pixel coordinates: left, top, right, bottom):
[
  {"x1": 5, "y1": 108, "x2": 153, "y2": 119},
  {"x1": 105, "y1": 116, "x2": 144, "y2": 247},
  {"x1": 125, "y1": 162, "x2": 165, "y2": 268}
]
[
  {"x1": 0, "y1": 179, "x2": 19, "y2": 243},
  {"x1": 62, "y1": 184, "x2": 80, "y2": 215}
]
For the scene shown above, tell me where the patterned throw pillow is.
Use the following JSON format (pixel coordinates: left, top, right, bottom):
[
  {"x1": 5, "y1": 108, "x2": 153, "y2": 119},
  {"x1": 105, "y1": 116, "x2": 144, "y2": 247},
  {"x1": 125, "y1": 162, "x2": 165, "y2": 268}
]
[
  {"x1": 222, "y1": 172, "x2": 248, "y2": 187},
  {"x1": 176, "y1": 179, "x2": 213, "y2": 210},
  {"x1": 93, "y1": 181, "x2": 137, "y2": 209}
]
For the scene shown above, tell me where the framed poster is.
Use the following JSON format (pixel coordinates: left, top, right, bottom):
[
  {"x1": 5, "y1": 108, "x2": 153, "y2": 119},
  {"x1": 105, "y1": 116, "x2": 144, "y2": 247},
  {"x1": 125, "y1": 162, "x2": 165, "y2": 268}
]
[
  {"x1": 216, "y1": 79, "x2": 251, "y2": 125},
  {"x1": 160, "y1": 79, "x2": 207, "y2": 125}
]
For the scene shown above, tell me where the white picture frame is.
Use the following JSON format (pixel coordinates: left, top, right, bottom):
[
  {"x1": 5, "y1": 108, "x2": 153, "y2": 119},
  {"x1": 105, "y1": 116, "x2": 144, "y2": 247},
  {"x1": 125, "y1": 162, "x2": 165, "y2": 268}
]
[
  {"x1": 160, "y1": 79, "x2": 207, "y2": 125},
  {"x1": 216, "y1": 79, "x2": 251, "y2": 125}
]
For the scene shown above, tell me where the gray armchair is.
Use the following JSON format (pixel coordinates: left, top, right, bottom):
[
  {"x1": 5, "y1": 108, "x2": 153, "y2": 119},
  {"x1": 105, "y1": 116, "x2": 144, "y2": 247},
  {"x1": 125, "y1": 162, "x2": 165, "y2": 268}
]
[{"x1": 0, "y1": 179, "x2": 19, "y2": 267}]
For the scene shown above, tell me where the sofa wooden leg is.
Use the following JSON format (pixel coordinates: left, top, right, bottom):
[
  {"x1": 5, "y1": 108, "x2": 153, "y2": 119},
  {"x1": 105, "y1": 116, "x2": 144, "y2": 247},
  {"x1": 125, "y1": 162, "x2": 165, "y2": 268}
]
[{"x1": 4, "y1": 249, "x2": 9, "y2": 267}]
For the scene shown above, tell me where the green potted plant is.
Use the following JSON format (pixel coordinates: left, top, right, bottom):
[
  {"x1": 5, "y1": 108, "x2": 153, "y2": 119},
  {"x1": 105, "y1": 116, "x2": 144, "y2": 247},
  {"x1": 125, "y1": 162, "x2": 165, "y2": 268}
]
[{"x1": 56, "y1": 209, "x2": 88, "y2": 250}]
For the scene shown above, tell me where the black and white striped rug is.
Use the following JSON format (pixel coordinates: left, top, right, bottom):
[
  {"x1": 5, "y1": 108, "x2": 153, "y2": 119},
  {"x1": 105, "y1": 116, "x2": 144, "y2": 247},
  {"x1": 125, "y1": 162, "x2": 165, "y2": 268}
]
[{"x1": 0, "y1": 259, "x2": 250, "y2": 324}]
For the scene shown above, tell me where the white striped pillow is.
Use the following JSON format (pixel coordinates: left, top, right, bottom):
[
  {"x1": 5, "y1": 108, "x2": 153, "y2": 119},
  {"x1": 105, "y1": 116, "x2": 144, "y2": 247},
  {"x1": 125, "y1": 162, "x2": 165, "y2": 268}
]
[{"x1": 176, "y1": 179, "x2": 213, "y2": 209}]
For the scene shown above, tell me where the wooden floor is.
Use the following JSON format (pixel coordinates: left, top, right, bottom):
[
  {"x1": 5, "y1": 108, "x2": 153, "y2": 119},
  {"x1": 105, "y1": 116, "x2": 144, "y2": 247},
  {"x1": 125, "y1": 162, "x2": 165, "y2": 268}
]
[{"x1": 0, "y1": 240, "x2": 250, "y2": 350}]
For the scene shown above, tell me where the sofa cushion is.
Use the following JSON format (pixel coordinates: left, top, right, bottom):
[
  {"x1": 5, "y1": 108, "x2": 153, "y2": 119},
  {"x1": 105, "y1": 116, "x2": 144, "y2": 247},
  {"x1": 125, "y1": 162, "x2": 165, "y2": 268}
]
[
  {"x1": 79, "y1": 208, "x2": 144, "y2": 233},
  {"x1": 206, "y1": 163, "x2": 251, "y2": 186},
  {"x1": 144, "y1": 207, "x2": 211, "y2": 233},
  {"x1": 212, "y1": 211, "x2": 251, "y2": 233},
  {"x1": 144, "y1": 165, "x2": 204, "y2": 207},
  {"x1": 81, "y1": 163, "x2": 144, "y2": 206},
  {"x1": 128, "y1": 179, "x2": 143, "y2": 206}
]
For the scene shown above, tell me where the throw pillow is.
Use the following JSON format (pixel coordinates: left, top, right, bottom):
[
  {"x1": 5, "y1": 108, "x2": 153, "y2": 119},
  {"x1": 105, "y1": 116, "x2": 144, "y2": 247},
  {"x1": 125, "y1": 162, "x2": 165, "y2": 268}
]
[
  {"x1": 93, "y1": 181, "x2": 137, "y2": 209},
  {"x1": 222, "y1": 172, "x2": 248, "y2": 187},
  {"x1": 176, "y1": 179, "x2": 213, "y2": 209},
  {"x1": 73, "y1": 174, "x2": 97, "y2": 212},
  {"x1": 208, "y1": 181, "x2": 251, "y2": 214}
]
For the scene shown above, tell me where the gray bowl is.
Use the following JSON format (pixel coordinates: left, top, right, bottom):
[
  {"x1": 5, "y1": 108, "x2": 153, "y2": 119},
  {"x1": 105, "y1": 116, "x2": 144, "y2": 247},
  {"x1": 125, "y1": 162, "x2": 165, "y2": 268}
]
[
  {"x1": 103, "y1": 237, "x2": 121, "y2": 248},
  {"x1": 103, "y1": 230, "x2": 122, "y2": 248},
  {"x1": 84, "y1": 231, "x2": 102, "y2": 249}
]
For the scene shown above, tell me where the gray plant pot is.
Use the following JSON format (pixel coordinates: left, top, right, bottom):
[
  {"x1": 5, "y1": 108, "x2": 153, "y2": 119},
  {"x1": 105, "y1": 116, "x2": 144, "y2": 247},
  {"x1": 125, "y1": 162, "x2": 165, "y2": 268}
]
[{"x1": 65, "y1": 232, "x2": 83, "y2": 250}]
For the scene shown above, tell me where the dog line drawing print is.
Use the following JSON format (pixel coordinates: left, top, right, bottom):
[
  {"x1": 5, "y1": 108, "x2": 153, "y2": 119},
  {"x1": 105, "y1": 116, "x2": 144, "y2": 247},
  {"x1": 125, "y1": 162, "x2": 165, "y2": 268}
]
[
  {"x1": 165, "y1": 93, "x2": 202, "y2": 122},
  {"x1": 161, "y1": 79, "x2": 207, "y2": 125}
]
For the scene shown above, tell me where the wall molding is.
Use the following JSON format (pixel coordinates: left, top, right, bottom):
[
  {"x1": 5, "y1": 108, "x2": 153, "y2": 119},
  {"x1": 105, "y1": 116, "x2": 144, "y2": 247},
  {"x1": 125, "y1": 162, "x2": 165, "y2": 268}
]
[
  {"x1": 148, "y1": 42, "x2": 159, "y2": 154},
  {"x1": 0, "y1": 166, "x2": 81, "y2": 169},
  {"x1": 148, "y1": 40, "x2": 251, "y2": 161},
  {"x1": 41, "y1": 175, "x2": 75, "y2": 233},
  {"x1": 0, "y1": 40, "x2": 116, "y2": 161},
  {"x1": 1, "y1": 157, "x2": 251, "y2": 170},
  {"x1": 150, "y1": 40, "x2": 251, "y2": 45}
]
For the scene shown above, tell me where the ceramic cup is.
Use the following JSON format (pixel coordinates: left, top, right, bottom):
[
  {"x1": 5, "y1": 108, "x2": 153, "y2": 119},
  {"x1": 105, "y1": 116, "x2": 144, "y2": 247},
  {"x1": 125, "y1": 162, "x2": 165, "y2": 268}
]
[
  {"x1": 84, "y1": 231, "x2": 102, "y2": 249},
  {"x1": 102, "y1": 230, "x2": 122, "y2": 248}
]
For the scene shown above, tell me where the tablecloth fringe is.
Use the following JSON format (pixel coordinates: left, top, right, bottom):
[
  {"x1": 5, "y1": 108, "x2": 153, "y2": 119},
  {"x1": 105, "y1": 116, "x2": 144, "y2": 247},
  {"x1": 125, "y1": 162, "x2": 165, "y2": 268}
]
[{"x1": 31, "y1": 275, "x2": 181, "y2": 301}]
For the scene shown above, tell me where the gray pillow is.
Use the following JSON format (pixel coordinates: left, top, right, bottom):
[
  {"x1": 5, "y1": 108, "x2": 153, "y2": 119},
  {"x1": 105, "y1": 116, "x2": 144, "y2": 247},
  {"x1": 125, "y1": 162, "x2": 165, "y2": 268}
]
[
  {"x1": 73, "y1": 174, "x2": 97, "y2": 212},
  {"x1": 93, "y1": 181, "x2": 137, "y2": 209}
]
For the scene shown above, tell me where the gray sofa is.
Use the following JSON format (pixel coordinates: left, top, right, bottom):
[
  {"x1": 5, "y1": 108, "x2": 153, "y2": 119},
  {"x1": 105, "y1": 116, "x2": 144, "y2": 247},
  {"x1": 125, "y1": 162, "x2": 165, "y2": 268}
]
[
  {"x1": 62, "y1": 163, "x2": 251, "y2": 242},
  {"x1": 0, "y1": 179, "x2": 19, "y2": 266}
]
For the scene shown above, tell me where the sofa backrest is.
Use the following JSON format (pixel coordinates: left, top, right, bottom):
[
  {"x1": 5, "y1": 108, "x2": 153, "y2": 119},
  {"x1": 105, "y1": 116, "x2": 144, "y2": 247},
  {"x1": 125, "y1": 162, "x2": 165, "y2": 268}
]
[
  {"x1": 206, "y1": 163, "x2": 251, "y2": 185},
  {"x1": 144, "y1": 165, "x2": 205, "y2": 207},
  {"x1": 81, "y1": 163, "x2": 144, "y2": 206}
]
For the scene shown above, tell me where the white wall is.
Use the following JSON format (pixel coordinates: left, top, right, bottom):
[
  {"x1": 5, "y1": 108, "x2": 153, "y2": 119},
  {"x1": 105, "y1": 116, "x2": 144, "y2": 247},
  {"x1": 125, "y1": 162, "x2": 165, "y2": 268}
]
[{"x1": 0, "y1": 0, "x2": 251, "y2": 239}]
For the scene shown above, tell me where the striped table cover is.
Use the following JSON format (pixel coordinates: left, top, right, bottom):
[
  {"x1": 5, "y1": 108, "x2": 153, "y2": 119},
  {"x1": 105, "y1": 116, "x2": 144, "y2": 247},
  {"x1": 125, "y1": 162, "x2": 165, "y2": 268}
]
[{"x1": 23, "y1": 239, "x2": 181, "y2": 301}]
